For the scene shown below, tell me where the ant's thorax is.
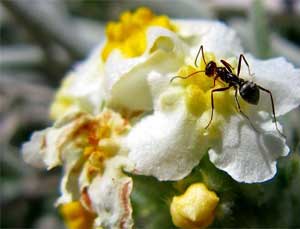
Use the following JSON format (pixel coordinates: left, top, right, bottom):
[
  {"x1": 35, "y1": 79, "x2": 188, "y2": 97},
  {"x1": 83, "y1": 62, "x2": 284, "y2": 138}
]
[{"x1": 215, "y1": 67, "x2": 240, "y2": 87}]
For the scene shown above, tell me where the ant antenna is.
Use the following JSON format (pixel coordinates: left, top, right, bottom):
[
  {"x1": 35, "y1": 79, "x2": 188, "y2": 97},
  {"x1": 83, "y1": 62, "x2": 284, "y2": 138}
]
[
  {"x1": 237, "y1": 54, "x2": 254, "y2": 79},
  {"x1": 194, "y1": 45, "x2": 207, "y2": 68},
  {"x1": 171, "y1": 46, "x2": 208, "y2": 83},
  {"x1": 170, "y1": 70, "x2": 204, "y2": 83}
]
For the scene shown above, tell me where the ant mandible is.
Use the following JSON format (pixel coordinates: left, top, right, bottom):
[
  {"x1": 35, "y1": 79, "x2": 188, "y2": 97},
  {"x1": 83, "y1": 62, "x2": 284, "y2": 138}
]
[{"x1": 171, "y1": 45, "x2": 285, "y2": 137}]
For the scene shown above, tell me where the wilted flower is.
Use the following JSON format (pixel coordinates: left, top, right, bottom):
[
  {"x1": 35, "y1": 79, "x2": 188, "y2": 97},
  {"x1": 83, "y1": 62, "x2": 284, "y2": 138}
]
[
  {"x1": 22, "y1": 7, "x2": 300, "y2": 229},
  {"x1": 23, "y1": 110, "x2": 133, "y2": 228}
]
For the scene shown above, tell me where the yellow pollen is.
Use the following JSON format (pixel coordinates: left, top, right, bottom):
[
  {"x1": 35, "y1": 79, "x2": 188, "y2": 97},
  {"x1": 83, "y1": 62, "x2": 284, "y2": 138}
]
[
  {"x1": 60, "y1": 201, "x2": 95, "y2": 229},
  {"x1": 101, "y1": 7, "x2": 176, "y2": 61}
]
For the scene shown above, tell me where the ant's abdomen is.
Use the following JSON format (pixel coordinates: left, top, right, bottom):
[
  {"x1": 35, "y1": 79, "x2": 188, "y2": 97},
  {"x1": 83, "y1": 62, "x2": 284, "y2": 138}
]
[{"x1": 239, "y1": 82, "x2": 260, "y2": 105}]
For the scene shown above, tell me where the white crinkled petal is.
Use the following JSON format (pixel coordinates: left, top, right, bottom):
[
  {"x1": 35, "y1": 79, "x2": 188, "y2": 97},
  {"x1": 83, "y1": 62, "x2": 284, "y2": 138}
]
[
  {"x1": 174, "y1": 20, "x2": 243, "y2": 60},
  {"x1": 56, "y1": 147, "x2": 84, "y2": 205},
  {"x1": 22, "y1": 113, "x2": 91, "y2": 169},
  {"x1": 109, "y1": 51, "x2": 183, "y2": 111},
  {"x1": 104, "y1": 26, "x2": 187, "y2": 90},
  {"x1": 147, "y1": 70, "x2": 176, "y2": 109},
  {"x1": 104, "y1": 26, "x2": 188, "y2": 111},
  {"x1": 240, "y1": 55, "x2": 300, "y2": 117},
  {"x1": 126, "y1": 96, "x2": 204, "y2": 181},
  {"x1": 22, "y1": 126, "x2": 65, "y2": 169},
  {"x1": 63, "y1": 45, "x2": 105, "y2": 114},
  {"x1": 22, "y1": 130, "x2": 48, "y2": 168},
  {"x1": 88, "y1": 156, "x2": 133, "y2": 228},
  {"x1": 208, "y1": 113, "x2": 289, "y2": 183},
  {"x1": 104, "y1": 52, "x2": 146, "y2": 95}
]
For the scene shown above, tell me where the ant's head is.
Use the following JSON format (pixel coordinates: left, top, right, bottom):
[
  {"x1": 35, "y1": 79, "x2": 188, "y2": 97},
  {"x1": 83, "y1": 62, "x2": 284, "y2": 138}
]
[
  {"x1": 205, "y1": 61, "x2": 217, "y2": 77},
  {"x1": 239, "y1": 81, "x2": 260, "y2": 105}
]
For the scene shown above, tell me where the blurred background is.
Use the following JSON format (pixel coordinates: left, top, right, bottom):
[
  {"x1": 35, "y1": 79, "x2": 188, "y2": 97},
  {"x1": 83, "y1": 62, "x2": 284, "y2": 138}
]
[{"x1": 0, "y1": 0, "x2": 300, "y2": 228}]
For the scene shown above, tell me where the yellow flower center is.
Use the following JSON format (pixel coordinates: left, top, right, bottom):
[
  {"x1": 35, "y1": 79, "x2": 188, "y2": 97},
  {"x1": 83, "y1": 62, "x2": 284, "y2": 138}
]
[
  {"x1": 60, "y1": 201, "x2": 95, "y2": 229},
  {"x1": 174, "y1": 52, "x2": 247, "y2": 136},
  {"x1": 101, "y1": 7, "x2": 176, "y2": 61}
]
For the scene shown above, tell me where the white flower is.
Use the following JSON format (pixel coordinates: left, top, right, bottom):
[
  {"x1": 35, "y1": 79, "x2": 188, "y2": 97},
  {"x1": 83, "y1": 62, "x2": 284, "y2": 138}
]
[
  {"x1": 106, "y1": 19, "x2": 300, "y2": 183},
  {"x1": 22, "y1": 7, "x2": 300, "y2": 228}
]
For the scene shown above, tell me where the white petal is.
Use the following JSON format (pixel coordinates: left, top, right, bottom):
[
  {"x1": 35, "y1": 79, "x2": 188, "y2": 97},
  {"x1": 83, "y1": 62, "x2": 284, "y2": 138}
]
[
  {"x1": 22, "y1": 112, "x2": 91, "y2": 170},
  {"x1": 88, "y1": 156, "x2": 133, "y2": 228},
  {"x1": 62, "y1": 45, "x2": 105, "y2": 114},
  {"x1": 174, "y1": 20, "x2": 243, "y2": 60},
  {"x1": 127, "y1": 97, "x2": 204, "y2": 181},
  {"x1": 55, "y1": 146, "x2": 85, "y2": 205},
  {"x1": 21, "y1": 126, "x2": 65, "y2": 169},
  {"x1": 104, "y1": 27, "x2": 187, "y2": 111},
  {"x1": 104, "y1": 26, "x2": 187, "y2": 88},
  {"x1": 208, "y1": 114, "x2": 289, "y2": 183},
  {"x1": 22, "y1": 130, "x2": 48, "y2": 168},
  {"x1": 110, "y1": 51, "x2": 183, "y2": 111},
  {"x1": 147, "y1": 70, "x2": 176, "y2": 109},
  {"x1": 242, "y1": 55, "x2": 300, "y2": 116}
]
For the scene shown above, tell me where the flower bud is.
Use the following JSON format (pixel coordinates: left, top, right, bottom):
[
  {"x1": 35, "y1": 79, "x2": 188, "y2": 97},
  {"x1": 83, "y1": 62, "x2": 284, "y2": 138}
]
[
  {"x1": 170, "y1": 183, "x2": 219, "y2": 228},
  {"x1": 60, "y1": 201, "x2": 95, "y2": 229}
]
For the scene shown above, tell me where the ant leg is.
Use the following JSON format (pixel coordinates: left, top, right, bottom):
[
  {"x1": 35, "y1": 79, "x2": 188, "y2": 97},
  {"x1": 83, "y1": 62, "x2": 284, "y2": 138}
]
[
  {"x1": 237, "y1": 54, "x2": 253, "y2": 78},
  {"x1": 211, "y1": 76, "x2": 219, "y2": 88},
  {"x1": 205, "y1": 86, "x2": 231, "y2": 129},
  {"x1": 258, "y1": 86, "x2": 286, "y2": 138},
  {"x1": 194, "y1": 45, "x2": 207, "y2": 68},
  {"x1": 213, "y1": 77, "x2": 217, "y2": 88},
  {"x1": 234, "y1": 88, "x2": 259, "y2": 132},
  {"x1": 221, "y1": 60, "x2": 233, "y2": 73},
  {"x1": 170, "y1": 70, "x2": 204, "y2": 83}
]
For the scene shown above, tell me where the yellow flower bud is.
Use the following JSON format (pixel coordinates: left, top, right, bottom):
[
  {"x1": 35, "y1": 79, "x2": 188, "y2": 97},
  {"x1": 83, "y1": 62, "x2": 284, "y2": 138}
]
[
  {"x1": 106, "y1": 22, "x2": 125, "y2": 41},
  {"x1": 135, "y1": 7, "x2": 153, "y2": 22},
  {"x1": 120, "y1": 11, "x2": 132, "y2": 23},
  {"x1": 60, "y1": 201, "x2": 95, "y2": 229},
  {"x1": 170, "y1": 183, "x2": 219, "y2": 228}
]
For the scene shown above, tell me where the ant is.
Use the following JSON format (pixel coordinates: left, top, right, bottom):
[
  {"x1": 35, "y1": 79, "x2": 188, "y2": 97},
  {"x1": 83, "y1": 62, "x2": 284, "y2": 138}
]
[{"x1": 171, "y1": 45, "x2": 285, "y2": 137}]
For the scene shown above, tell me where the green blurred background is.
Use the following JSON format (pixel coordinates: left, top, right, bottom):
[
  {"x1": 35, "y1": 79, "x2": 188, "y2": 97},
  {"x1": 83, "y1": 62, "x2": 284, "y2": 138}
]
[{"x1": 1, "y1": 0, "x2": 300, "y2": 228}]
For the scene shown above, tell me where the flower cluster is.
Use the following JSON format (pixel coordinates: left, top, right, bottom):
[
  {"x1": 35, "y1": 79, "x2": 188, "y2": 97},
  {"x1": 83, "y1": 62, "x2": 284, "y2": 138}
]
[{"x1": 22, "y1": 7, "x2": 300, "y2": 229}]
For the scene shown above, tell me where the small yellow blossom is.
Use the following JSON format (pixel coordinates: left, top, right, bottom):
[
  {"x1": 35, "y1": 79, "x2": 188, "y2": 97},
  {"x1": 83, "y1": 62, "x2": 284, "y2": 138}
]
[
  {"x1": 170, "y1": 183, "x2": 219, "y2": 228},
  {"x1": 102, "y1": 7, "x2": 176, "y2": 61},
  {"x1": 60, "y1": 201, "x2": 95, "y2": 229}
]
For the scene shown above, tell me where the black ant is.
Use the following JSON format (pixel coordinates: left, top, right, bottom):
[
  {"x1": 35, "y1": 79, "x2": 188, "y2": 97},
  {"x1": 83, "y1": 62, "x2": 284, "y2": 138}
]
[{"x1": 171, "y1": 45, "x2": 285, "y2": 137}]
